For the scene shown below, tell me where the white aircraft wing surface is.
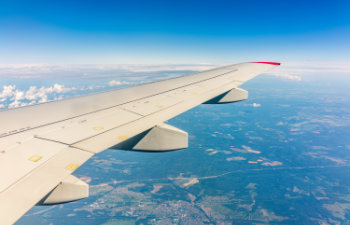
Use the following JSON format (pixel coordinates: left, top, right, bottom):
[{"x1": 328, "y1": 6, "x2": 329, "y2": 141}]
[{"x1": 0, "y1": 62, "x2": 280, "y2": 224}]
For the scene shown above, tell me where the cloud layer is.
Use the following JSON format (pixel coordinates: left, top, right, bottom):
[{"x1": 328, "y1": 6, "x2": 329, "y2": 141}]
[
  {"x1": 0, "y1": 84, "x2": 71, "y2": 108},
  {"x1": 0, "y1": 61, "x2": 348, "y2": 109},
  {"x1": 0, "y1": 78, "x2": 136, "y2": 109},
  {"x1": 108, "y1": 80, "x2": 129, "y2": 86},
  {"x1": 264, "y1": 61, "x2": 350, "y2": 81}
]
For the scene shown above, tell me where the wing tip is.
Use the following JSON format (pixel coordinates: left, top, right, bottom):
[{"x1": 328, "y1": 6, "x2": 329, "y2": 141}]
[{"x1": 252, "y1": 62, "x2": 281, "y2": 66}]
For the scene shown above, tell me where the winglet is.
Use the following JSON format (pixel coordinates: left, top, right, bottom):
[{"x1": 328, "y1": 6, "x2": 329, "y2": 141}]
[{"x1": 252, "y1": 62, "x2": 281, "y2": 65}]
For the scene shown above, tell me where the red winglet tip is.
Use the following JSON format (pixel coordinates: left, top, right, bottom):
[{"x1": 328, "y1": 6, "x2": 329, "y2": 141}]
[{"x1": 253, "y1": 62, "x2": 281, "y2": 65}]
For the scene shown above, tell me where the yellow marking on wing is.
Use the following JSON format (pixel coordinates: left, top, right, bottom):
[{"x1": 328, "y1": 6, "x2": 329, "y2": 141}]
[
  {"x1": 118, "y1": 136, "x2": 129, "y2": 141},
  {"x1": 234, "y1": 81, "x2": 242, "y2": 87},
  {"x1": 191, "y1": 91, "x2": 198, "y2": 95},
  {"x1": 93, "y1": 126, "x2": 104, "y2": 131},
  {"x1": 65, "y1": 163, "x2": 80, "y2": 171},
  {"x1": 28, "y1": 155, "x2": 42, "y2": 162},
  {"x1": 155, "y1": 104, "x2": 163, "y2": 108}
]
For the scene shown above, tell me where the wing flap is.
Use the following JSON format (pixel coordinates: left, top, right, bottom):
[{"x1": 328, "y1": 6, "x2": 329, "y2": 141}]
[
  {"x1": 37, "y1": 108, "x2": 141, "y2": 146},
  {"x1": 0, "y1": 144, "x2": 92, "y2": 225},
  {"x1": 0, "y1": 139, "x2": 66, "y2": 193},
  {"x1": 72, "y1": 81, "x2": 237, "y2": 153},
  {"x1": 34, "y1": 67, "x2": 240, "y2": 150}
]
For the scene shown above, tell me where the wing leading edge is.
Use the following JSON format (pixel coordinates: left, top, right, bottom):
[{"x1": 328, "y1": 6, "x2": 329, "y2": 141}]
[{"x1": 0, "y1": 62, "x2": 279, "y2": 224}]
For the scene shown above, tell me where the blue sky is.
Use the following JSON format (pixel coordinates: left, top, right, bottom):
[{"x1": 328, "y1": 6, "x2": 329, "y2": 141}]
[{"x1": 0, "y1": 0, "x2": 349, "y2": 64}]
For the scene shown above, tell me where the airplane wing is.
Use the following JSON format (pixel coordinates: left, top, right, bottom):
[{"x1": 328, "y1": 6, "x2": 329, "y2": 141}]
[{"x1": 0, "y1": 62, "x2": 279, "y2": 224}]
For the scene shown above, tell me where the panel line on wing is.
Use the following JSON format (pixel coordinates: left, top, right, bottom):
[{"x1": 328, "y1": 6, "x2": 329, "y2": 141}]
[
  {"x1": 36, "y1": 73, "x2": 246, "y2": 151},
  {"x1": 0, "y1": 69, "x2": 239, "y2": 139},
  {"x1": 71, "y1": 80, "x2": 241, "y2": 153}
]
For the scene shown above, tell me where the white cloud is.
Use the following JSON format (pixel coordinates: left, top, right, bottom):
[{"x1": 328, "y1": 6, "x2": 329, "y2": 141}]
[
  {"x1": 52, "y1": 84, "x2": 70, "y2": 93},
  {"x1": 14, "y1": 90, "x2": 24, "y2": 101},
  {"x1": 108, "y1": 80, "x2": 128, "y2": 86},
  {"x1": 24, "y1": 84, "x2": 71, "y2": 103},
  {"x1": 0, "y1": 85, "x2": 16, "y2": 98},
  {"x1": 8, "y1": 100, "x2": 21, "y2": 108},
  {"x1": 226, "y1": 156, "x2": 246, "y2": 161},
  {"x1": 0, "y1": 83, "x2": 72, "y2": 109},
  {"x1": 262, "y1": 161, "x2": 283, "y2": 166},
  {"x1": 38, "y1": 94, "x2": 48, "y2": 103},
  {"x1": 269, "y1": 72, "x2": 302, "y2": 81},
  {"x1": 25, "y1": 86, "x2": 38, "y2": 100},
  {"x1": 0, "y1": 63, "x2": 218, "y2": 80},
  {"x1": 0, "y1": 104, "x2": 5, "y2": 109},
  {"x1": 263, "y1": 61, "x2": 350, "y2": 82},
  {"x1": 0, "y1": 62, "x2": 349, "y2": 81},
  {"x1": 252, "y1": 103, "x2": 261, "y2": 107}
]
